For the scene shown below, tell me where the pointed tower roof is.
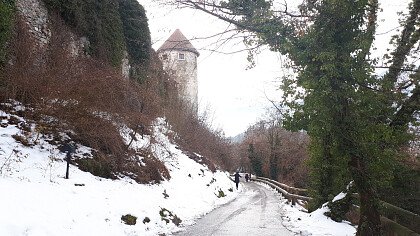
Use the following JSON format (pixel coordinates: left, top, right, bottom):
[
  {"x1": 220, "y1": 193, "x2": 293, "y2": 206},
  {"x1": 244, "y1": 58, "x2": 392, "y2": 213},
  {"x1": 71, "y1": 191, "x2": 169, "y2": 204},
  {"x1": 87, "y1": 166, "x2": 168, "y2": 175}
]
[{"x1": 157, "y1": 29, "x2": 200, "y2": 56}]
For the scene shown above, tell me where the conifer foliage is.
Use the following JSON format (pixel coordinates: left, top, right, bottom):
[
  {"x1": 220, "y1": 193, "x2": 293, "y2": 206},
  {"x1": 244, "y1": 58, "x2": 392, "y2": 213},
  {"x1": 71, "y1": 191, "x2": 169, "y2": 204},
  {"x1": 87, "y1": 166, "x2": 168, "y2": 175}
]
[
  {"x1": 118, "y1": 0, "x2": 151, "y2": 65},
  {"x1": 0, "y1": 0, "x2": 15, "y2": 65}
]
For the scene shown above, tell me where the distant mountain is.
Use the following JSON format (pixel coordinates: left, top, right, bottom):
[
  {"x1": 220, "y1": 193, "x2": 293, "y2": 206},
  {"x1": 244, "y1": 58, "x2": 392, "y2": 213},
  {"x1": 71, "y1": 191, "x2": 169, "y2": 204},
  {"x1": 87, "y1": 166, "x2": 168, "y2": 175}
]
[{"x1": 230, "y1": 132, "x2": 245, "y2": 143}]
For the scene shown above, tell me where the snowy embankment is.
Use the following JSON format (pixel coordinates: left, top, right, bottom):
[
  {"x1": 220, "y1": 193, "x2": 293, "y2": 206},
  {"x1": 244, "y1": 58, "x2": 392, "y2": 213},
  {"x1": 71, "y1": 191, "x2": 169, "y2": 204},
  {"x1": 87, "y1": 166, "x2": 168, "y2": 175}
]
[
  {"x1": 0, "y1": 108, "x2": 238, "y2": 236},
  {"x1": 254, "y1": 181, "x2": 357, "y2": 236},
  {"x1": 282, "y1": 203, "x2": 356, "y2": 236}
]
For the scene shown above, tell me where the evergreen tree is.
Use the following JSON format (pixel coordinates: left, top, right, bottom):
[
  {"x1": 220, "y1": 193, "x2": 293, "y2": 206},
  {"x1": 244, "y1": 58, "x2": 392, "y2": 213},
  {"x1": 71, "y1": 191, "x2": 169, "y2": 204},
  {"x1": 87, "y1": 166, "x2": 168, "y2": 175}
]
[
  {"x1": 0, "y1": 0, "x2": 15, "y2": 65},
  {"x1": 248, "y1": 143, "x2": 263, "y2": 176},
  {"x1": 118, "y1": 0, "x2": 151, "y2": 65}
]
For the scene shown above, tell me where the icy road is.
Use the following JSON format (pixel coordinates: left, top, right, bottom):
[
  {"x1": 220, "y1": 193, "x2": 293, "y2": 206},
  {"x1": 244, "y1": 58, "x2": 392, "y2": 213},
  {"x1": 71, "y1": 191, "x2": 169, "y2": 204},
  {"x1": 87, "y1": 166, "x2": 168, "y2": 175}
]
[{"x1": 175, "y1": 181, "x2": 294, "y2": 236}]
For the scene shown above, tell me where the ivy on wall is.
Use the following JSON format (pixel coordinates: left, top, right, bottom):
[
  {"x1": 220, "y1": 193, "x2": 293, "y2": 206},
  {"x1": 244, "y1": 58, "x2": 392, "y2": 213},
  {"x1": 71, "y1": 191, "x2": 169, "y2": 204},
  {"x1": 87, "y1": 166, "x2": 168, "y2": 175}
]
[
  {"x1": 42, "y1": 0, "x2": 153, "y2": 74},
  {"x1": 0, "y1": 0, "x2": 15, "y2": 65},
  {"x1": 118, "y1": 0, "x2": 151, "y2": 65},
  {"x1": 42, "y1": 0, "x2": 125, "y2": 67}
]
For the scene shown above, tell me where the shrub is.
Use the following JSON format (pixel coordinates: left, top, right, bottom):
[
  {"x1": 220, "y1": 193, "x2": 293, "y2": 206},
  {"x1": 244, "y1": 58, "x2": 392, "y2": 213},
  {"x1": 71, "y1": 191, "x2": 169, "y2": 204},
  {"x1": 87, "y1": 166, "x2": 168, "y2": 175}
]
[
  {"x1": 122, "y1": 153, "x2": 171, "y2": 184},
  {"x1": 159, "y1": 208, "x2": 182, "y2": 226},
  {"x1": 121, "y1": 214, "x2": 137, "y2": 225},
  {"x1": 324, "y1": 184, "x2": 356, "y2": 222},
  {"x1": 8, "y1": 115, "x2": 20, "y2": 125},
  {"x1": 324, "y1": 194, "x2": 354, "y2": 222},
  {"x1": 11, "y1": 134, "x2": 31, "y2": 147},
  {"x1": 164, "y1": 92, "x2": 234, "y2": 171},
  {"x1": 142, "y1": 217, "x2": 150, "y2": 224},
  {"x1": 76, "y1": 154, "x2": 116, "y2": 180},
  {"x1": 216, "y1": 189, "x2": 226, "y2": 198},
  {"x1": 162, "y1": 189, "x2": 169, "y2": 199},
  {"x1": 3, "y1": 15, "x2": 169, "y2": 183}
]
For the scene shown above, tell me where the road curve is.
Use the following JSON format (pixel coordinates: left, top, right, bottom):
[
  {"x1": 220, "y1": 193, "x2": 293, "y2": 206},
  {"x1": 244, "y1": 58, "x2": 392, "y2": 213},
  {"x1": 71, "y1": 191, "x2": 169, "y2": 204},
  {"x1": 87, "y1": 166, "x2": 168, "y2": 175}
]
[{"x1": 174, "y1": 181, "x2": 294, "y2": 236}]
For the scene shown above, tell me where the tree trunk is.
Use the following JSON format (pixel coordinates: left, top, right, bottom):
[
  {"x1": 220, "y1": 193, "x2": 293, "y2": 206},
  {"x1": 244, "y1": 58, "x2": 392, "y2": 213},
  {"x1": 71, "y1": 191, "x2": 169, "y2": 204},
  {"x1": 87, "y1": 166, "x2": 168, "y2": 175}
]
[
  {"x1": 350, "y1": 155, "x2": 382, "y2": 236},
  {"x1": 317, "y1": 135, "x2": 334, "y2": 205}
]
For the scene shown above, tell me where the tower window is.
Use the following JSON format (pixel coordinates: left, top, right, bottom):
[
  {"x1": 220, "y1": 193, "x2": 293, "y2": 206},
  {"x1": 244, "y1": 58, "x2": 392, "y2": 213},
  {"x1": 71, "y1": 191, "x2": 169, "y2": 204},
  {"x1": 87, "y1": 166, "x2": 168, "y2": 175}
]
[{"x1": 178, "y1": 53, "x2": 185, "y2": 60}]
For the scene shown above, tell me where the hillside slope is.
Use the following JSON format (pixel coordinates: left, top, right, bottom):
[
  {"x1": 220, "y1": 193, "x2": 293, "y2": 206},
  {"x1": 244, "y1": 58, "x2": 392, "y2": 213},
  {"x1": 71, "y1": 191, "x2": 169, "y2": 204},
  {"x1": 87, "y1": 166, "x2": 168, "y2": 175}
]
[{"x1": 0, "y1": 104, "x2": 238, "y2": 236}]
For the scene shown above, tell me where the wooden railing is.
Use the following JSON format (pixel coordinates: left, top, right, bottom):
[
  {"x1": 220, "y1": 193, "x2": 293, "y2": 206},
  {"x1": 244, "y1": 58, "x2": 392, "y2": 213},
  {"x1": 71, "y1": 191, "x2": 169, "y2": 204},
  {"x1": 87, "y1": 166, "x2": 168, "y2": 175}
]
[
  {"x1": 379, "y1": 201, "x2": 420, "y2": 235},
  {"x1": 252, "y1": 176, "x2": 420, "y2": 236},
  {"x1": 252, "y1": 176, "x2": 312, "y2": 208}
]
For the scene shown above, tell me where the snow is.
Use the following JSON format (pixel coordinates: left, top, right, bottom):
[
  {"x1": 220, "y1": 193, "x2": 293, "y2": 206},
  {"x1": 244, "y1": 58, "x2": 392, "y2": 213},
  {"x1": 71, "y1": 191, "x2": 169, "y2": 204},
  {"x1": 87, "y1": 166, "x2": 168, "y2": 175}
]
[
  {"x1": 0, "y1": 109, "x2": 238, "y2": 236},
  {"x1": 1, "y1": 107, "x2": 357, "y2": 235},
  {"x1": 281, "y1": 203, "x2": 356, "y2": 236},
  {"x1": 250, "y1": 182, "x2": 357, "y2": 236},
  {"x1": 332, "y1": 192, "x2": 347, "y2": 202}
]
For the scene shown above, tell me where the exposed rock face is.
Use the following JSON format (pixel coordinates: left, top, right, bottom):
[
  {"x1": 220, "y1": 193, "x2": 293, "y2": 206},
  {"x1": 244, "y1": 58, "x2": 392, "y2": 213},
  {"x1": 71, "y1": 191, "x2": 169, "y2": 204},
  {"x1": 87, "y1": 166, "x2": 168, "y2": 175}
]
[
  {"x1": 121, "y1": 51, "x2": 131, "y2": 79},
  {"x1": 15, "y1": 0, "x2": 129, "y2": 75},
  {"x1": 68, "y1": 36, "x2": 90, "y2": 58},
  {"x1": 16, "y1": 0, "x2": 51, "y2": 47}
]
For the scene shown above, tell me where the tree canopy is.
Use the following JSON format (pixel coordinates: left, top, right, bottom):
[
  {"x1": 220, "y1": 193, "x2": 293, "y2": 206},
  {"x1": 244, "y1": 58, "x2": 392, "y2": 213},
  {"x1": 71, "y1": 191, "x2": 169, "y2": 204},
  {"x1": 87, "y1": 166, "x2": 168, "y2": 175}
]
[{"x1": 168, "y1": 0, "x2": 420, "y2": 234}]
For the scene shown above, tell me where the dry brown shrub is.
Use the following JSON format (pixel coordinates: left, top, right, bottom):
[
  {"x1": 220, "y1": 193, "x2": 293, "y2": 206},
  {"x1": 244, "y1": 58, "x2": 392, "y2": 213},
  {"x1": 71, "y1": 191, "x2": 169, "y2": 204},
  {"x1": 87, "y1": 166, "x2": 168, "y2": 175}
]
[
  {"x1": 163, "y1": 83, "x2": 233, "y2": 171},
  {"x1": 2, "y1": 14, "x2": 168, "y2": 183},
  {"x1": 2, "y1": 11, "x2": 233, "y2": 181}
]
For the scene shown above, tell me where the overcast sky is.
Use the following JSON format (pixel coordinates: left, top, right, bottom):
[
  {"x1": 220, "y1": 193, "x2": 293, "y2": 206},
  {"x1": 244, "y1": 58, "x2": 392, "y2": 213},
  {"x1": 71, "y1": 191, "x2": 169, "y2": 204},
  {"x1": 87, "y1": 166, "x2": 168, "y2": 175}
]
[{"x1": 139, "y1": 0, "x2": 409, "y2": 137}]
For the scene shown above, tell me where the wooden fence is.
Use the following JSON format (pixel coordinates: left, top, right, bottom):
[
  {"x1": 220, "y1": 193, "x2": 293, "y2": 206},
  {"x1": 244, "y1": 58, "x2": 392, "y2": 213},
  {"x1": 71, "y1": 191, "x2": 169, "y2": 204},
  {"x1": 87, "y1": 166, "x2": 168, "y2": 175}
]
[
  {"x1": 252, "y1": 176, "x2": 312, "y2": 208},
  {"x1": 252, "y1": 176, "x2": 420, "y2": 236}
]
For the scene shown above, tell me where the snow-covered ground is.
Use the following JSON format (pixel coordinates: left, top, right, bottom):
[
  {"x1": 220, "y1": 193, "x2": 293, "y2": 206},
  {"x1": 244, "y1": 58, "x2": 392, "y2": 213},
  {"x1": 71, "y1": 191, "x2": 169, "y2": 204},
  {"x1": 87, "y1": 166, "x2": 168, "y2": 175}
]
[
  {"x1": 1, "y1": 106, "x2": 357, "y2": 236},
  {"x1": 251, "y1": 182, "x2": 357, "y2": 236},
  {"x1": 281, "y1": 201, "x2": 356, "y2": 236},
  {"x1": 0, "y1": 108, "x2": 238, "y2": 236}
]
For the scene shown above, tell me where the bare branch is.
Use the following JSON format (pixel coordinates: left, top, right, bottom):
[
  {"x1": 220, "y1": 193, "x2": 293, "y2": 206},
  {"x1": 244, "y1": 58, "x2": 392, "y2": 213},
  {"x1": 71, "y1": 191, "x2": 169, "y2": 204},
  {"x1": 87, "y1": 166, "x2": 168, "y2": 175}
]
[
  {"x1": 264, "y1": 90, "x2": 283, "y2": 114},
  {"x1": 383, "y1": 0, "x2": 420, "y2": 86},
  {"x1": 374, "y1": 66, "x2": 420, "y2": 73}
]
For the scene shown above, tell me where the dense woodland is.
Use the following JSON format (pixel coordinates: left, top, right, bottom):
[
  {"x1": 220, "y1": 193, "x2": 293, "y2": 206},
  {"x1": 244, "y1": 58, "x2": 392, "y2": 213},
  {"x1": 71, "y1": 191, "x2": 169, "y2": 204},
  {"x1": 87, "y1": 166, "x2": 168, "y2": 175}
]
[{"x1": 0, "y1": 0, "x2": 233, "y2": 183}]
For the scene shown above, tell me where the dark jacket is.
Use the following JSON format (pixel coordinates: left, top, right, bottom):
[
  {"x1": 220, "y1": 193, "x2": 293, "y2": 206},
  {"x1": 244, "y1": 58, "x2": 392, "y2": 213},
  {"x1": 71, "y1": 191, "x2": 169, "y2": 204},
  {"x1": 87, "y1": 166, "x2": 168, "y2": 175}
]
[{"x1": 234, "y1": 172, "x2": 240, "y2": 183}]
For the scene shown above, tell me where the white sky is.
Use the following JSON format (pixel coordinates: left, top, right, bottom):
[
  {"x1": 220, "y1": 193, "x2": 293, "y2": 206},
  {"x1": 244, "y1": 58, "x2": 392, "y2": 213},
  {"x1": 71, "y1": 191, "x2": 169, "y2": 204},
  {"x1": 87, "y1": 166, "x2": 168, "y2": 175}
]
[
  {"x1": 140, "y1": 0, "x2": 284, "y2": 137},
  {"x1": 139, "y1": 0, "x2": 410, "y2": 137}
]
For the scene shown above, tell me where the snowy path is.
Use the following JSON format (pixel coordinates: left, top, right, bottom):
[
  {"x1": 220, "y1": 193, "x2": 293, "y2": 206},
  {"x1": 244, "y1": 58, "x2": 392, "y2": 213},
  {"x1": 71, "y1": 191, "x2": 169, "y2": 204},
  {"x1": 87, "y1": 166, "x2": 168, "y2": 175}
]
[{"x1": 174, "y1": 181, "x2": 294, "y2": 236}]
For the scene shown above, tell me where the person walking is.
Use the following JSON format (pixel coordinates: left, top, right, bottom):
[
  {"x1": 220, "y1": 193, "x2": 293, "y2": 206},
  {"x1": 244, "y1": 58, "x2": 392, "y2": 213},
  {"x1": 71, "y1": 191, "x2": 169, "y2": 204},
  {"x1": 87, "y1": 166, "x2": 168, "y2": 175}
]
[
  {"x1": 245, "y1": 173, "x2": 249, "y2": 182},
  {"x1": 234, "y1": 171, "x2": 241, "y2": 190}
]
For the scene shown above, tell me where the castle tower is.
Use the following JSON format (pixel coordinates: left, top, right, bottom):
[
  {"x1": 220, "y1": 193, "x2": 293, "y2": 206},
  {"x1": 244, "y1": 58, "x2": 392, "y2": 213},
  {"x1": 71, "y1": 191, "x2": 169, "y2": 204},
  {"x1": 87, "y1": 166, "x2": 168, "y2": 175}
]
[{"x1": 157, "y1": 29, "x2": 200, "y2": 108}]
